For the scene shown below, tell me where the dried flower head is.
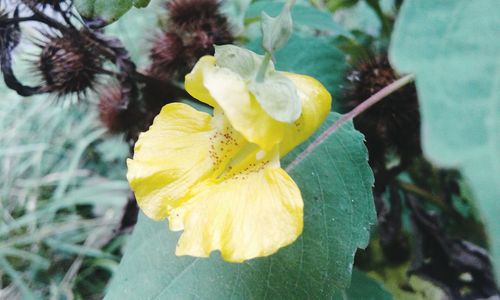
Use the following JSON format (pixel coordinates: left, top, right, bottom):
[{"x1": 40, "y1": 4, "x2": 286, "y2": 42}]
[
  {"x1": 166, "y1": 0, "x2": 221, "y2": 28},
  {"x1": 148, "y1": 0, "x2": 233, "y2": 79},
  {"x1": 37, "y1": 29, "x2": 103, "y2": 97},
  {"x1": 183, "y1": 15, "x2": 233, "y2": 61},
  {"x1": 170, "y1": 0, "x2": 233, "y2": 55},
  {"x1": 342, "y1": 53, "x2": 420, "y2": 172},
  {"x1": 98, "y1": 84, "x2": 146, "y2": 135},
  {"x1": 148, "y1": 31, "x2": 185, "y2": 80},
  {"x1": 98, "y1": 85, "x2": 129, "y2": 133}
]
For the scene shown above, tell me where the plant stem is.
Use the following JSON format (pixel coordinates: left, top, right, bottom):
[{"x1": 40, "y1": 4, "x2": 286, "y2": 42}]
[
  {"x1": 256, "y1": 0, "x2": 295, "y2": 82},
  {"x1": 366, "y1": 0, "x2": 391, "y2": 39},
  {"x1": 398, "y1": 181, "x2": 447, "y2": 211},
  {"x1": 255, "y1": 52, "x2": 272, "y2": 82},
  {"x1": 286, "y1": 73, "x2": 415, "y2": 172},
  {"x1": 285, "y1": 0, "x2": 297, "y2": 10}
]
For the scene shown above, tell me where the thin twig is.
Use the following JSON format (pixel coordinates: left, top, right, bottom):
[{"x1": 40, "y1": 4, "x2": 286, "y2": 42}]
[
  {"x1": 285, "y1": 73, "x2": 415, "y2": 171},
  {"x1": 0, "y1": 16, "x2": 40, "y2": 25},
  {"x1": 398, "y1": 181, "x2": 447, "y2": 211},
  {"x1": 22, "y1": 2, "x2": 68, "y2": 31}
]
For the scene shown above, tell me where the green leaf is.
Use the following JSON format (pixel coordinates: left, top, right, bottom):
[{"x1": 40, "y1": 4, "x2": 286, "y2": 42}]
[
  {"x1": 247, "y1": 34, "x2": 348, "y2": 108},
  {"x1": 341, "y1": 269, "x2": 393, "y2": 300},
  {"x1": 74, "y1": 0, "x2": 151, "y2": 23},
  {"x1": 246, "y1": 2, "x2": 350, "y2": 37},
  {"x1": 105, "y1": 113, "x2": 377, "y2": 298},
  {"x1": 332, "y1": 0, "x2": 381, "y2": 37},
  {"x1": 389, "y1": 0, "x2": 500, "y2": 283},
  {"x1": 325, "y1": 0, "x2": 359, "y2": 11},
  {"x1": 132, "y1": 0, "x2": 150, "y2": 8}
]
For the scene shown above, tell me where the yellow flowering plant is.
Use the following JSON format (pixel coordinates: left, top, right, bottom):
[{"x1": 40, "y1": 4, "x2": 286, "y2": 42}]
[
  {"x1": 104, "y1": 0, "x2": 411, "y2": 296},
  {"x1": 126, "y1": 45, "x2": 331, "y2": 262}
]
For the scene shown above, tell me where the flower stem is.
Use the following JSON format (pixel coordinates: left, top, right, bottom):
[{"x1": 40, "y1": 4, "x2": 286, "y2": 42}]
[
  {"x1": 256, "y1": 0, "x2": 295, "y2": 82},
  {"x1": 284, "y1": 0, "x2": 297, "y2": 10},
  {"x1": 286, "y1": 73, "x2": 416, "y2": 172},
  {"x1": 256, "y1": 52, "x2": 272, "y2": 82}
]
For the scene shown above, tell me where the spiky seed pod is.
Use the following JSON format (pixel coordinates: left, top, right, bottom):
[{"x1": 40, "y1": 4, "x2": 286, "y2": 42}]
[
  {"x1": 98, "y1": 85, "x2": 141, "y2": 134},
  {"x1": 148, "y1": 0, "x2": 233, "y2": 79},
  {"x1": 174, "y1": 0, "x2": 233, "y2": 57},
  {"x1": 98, "y1": 83, "x2": 150, "y2": 138},
  {"x1": 37, "y1": 29, "x2": 103, "y2": 97},
  {"x1": 183, "y1": 15, "x2": 233, "y2": 61},
  {"x1": 98, "y1": 86, "x2": 127, "y2": 133},
  {"x1": 341, "y1": 53, "x2": 421, "y2": 178},
  {"x1": 148, "y1": 31, "x2": 185, "y2": 81},
  {"x1": 166, "y1": 0, "x2": 221, "y2": 29}
]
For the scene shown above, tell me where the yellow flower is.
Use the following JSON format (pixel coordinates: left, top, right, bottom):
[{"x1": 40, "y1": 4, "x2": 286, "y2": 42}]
[{"x1": 127, "y1": 48, "x2": 331, "y2": 262}]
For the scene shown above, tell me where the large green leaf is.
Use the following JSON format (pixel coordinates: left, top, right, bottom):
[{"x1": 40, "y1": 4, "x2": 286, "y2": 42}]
[
  {"x1": 105, "y1": 113, "x2": 378, "y2": 299},
  {"x1": 75, "y1": 0, "x2": 151, "y2": 23},
  {"x1": 389, "y1": 0, "x2": 500, "y2": 283},
  {"x1": 344, "y1": 270, "x2": 393, "y2": 300}
]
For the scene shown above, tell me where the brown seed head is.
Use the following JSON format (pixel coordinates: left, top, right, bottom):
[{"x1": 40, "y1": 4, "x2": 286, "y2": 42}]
[
  {"x1": 147, "y1": 0, "x2": 233, "y2": 79},
  {"x1": 37, "y1": 30, "x2": 103, "y2": 97},
  {"x1": 342, "y1": 53, "x2": 420, "y2": 170},
  {"x1": 98, "y1": 85, "x2": 131, "y2": 133},
  {"x1": 166, "y1": 0, "x2": 221, "y2": 28},
  {"x1": 148, "y1": 31, "x2": 185, "y2": 80},
  {"x1": 184, "y1": 15, "x2": 233, "y2": 57}
]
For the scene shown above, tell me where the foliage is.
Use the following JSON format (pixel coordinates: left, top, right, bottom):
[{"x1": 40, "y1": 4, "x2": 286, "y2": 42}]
[
  {"x1": 246, "y1": 2, "x2": 349, "y2": 36},
  {"x1": 390, "y1": 0, "x2": 500, "y2": 284},
  {"x1": 106, "y1": 113, "x2": 378, "y2": 298},
  {"x1": 0, "y1": 87, "x2": 130, "y2": 299},
  {"x1": 75, "y1": 0, "x2": 151, "y2": 23},
  {"x1": 1, "y1": 0, "x2": 499, "y2": 299}
]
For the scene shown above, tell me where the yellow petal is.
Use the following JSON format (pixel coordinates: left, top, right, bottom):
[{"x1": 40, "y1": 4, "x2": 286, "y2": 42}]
[
  {"x1": 127, "y1": 103, "x2": 243, "y2": 220},
  {"x1": 170, "y1": 152, "x2": 303, "y2": 262},
  {"x1": 203, "y1": 65, "x2": 286, "y2": 150},
  {"x1": 184, "y1": 56, "x2": 218, "y2": 107},
  {"x1": 279, "y1": 73, "x2": 332, "y2": 157}
]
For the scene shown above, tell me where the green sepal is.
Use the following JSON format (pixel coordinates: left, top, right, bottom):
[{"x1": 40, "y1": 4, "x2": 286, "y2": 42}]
[
  {"x1": 248, "y1": 72, "x2": 301, "y2": 123},
  {"x1": 214, "y1": 45, "x2": 301, "y2": 123},
  {"x1": 260, "y1": 4, "x2": 293, "y2": 54},
  {"x1": 214, "y1": 45, "x2": 272, "y2": 80}
]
